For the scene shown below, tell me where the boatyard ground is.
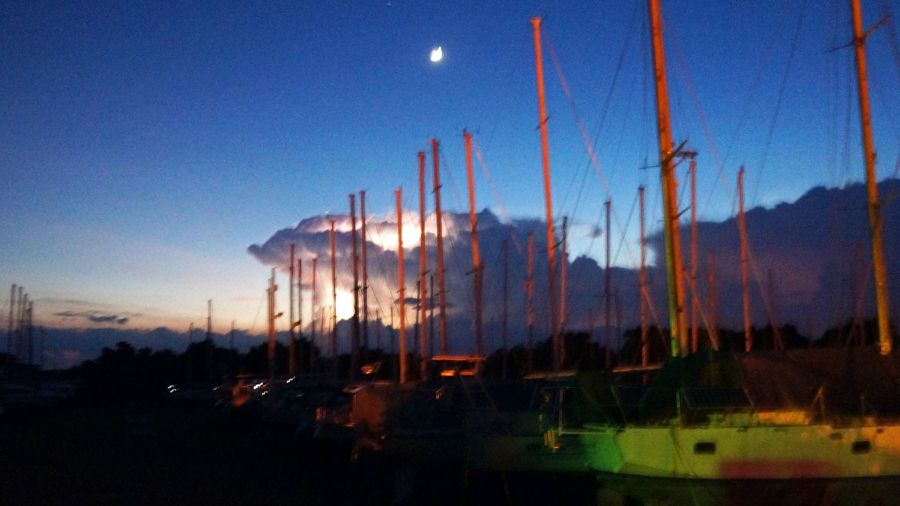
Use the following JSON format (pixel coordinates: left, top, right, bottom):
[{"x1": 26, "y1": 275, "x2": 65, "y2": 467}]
[{"x1": 0, "y1": 401, "x2": 596, "y2": 506}]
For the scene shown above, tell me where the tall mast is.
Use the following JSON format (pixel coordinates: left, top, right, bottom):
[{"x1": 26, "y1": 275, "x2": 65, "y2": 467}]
[
  {"x1": 375, "y1": 310, "x2": 381, "y2": 351},
  {"x1": 396, "y1": 189, "x2": 408, "y2": 384},
  {"x1": 738, "y1": 168, "x2": 752, "y2": 352},
  {"x1": 690, "y1": 159, "x2": 698, "y2": 353},
  {"x1": 464, "y1": 131, "x2": 484, "y2": 357},
  {"x1": 531, "y1": 17, "x2": 560, "y2": 372},
  {"x1": 561, "y1": 216, "x2": 568, "y2": 346},
  {"x1": 648, "y1": 0, "x2": 686, "y2": 357},
  {"x1": 350, "y1": 194, "x2": 360, "y2": 380},
  {"x1": 851, "y1": 0, "x2": 891, "y2": 354},
  {"x1": 16, "y1": 288, "x2": 24, "y2": 361},
  {"x1": 527, "y1": 232, "x2": 535, "y2": 372},
  {"x1": 186, "y1": 321, "x2": 193, "y2": 383},
  {"x1": 268, "y1": 269, "x2": 276, "y2": 381},
  {"x1": 430, "y1": 274, "x2": 436, "y2": 357},
  {"x1": 502, "y1": 239, "x2": 509, "y2": 379},
  {"x1": 418, "y1": 151, "x2": 429, "y2": 378},
  {"x1": 7, "y1": 284, "x2": 15, "y2": 374},
  {"x1": 360, "y1": 191, "x2": 369, "y2": 359},
  {"x1": 289, "y1": 244, "x2": 297, "y2": 375},
  {"x1": 639, "y1": 187, "x2": 648, "y2": 366},
  {"x1": 708, "y1": 250, "x2": 718, "y2": 344},
  {"x1": 330, "y1": 220, "x2": 337, "y2": 380},
  {"x1": 430, "y1": 139, "x2": 448, "y2": 355},
  {"x1": 297, "y1": 257, "x2": 304, "y2": 373},
  {"x1": 605, "y1": 200, "x2": 612, "y2": 367},
  {"x1": 26, "y1": 302, "x2": 33, "y2": 368},
  {"x1": 206, "y1": 299, "x2": 212, "y2": 341},
  {"x1": 414, "y1": 280, "x2": 421, "y2": 357},
  {"x1": 206, "y1": 299, "x2": 213, "y2": 382},
  {"x1": 311, "y1": 257, "x2": 317, "y2": 372}
]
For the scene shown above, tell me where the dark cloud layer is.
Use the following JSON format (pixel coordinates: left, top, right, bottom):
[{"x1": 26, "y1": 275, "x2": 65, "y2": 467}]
[{"x1": 54, "y1": 311, "x2": 134, "y2": 326}]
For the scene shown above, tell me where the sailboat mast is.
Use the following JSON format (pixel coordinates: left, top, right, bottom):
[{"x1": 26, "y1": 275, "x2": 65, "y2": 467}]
[
  {"x1": 648, "y1": 0, "x2": 686, "y2": 357},
  {"x1": 527, "y1": 232, "x2": 535, "y2": 371},
  {"x1": 268, "y1": 269, "x2": 276, "y2": 381},
  {"x1": 289, "y1": 244, "x2": 297, "y2": 375},
  {"x1": 311, "y1": 257, "x2": 317, "y2": 371},
  {"x1": 503, "y1": 239, "x2": 509, "y2": 379},
  {"x1": 330, "y1": 220, "x2": 337, "y2": 380},
  {"x1": 531, "y1": 17, "x2": 560, "y2": 372},
  {"x1": 738, "y1": 168, "x2": 752, "y2": 351},
  {"x1": 690, "y1": 159, "x2": 698, "y2": 353},
  {"x1": 397, "y1": 189, "x2": 408, "y2": 383},
  {"x1": 851, "y1": 0, "x2": 891, "y2": 354},
  {"x1": 708, "y1": 250, "x2": 718, "y2": 344},
  {"x1": 430, "y1": 274, "x2": 436, "y2": 357},
  {"x1": 418, "y1": 152, "x2": 429, "y2": 378},
  {"x1": 350, "y1": 194, "x2": 360, "y2": 380},
  {"x1": 8, "y1": 284, "x2": 16, "y2": 371},
  {"x1": 639, "y1": 187, "x2": 648, "y2": 366},
  {"x1": 297, "y1": 258, "x2": 303, "y2": 373},
  {"x1": 464, "y1": 131, "x2": 484, "y2": 357},
  {"x1": 605, "y1": 200, "x2": 612, "y2": 366},
  {"x1": 360, "y1": 191, "x2": 368, "y2": 355},
  {"x1": 430, "y1": 139, "x2": 449, "y2": 355},
  {"x1": 561, "y1": 216, "x2": 568, "y2": 346}
]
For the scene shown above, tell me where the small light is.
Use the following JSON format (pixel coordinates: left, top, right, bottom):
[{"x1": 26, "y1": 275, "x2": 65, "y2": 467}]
[{"x1": 430, "y1": 46, "x2": 443, "y2": 62}]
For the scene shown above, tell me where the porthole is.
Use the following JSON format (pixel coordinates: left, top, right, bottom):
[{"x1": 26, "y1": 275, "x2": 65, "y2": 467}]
[
  {"x1": 852, "y1": 441, "x2": 871, "y2": 454},
  {"x1": 694, "y1": 442, "x2": 716, "y2": 455}
]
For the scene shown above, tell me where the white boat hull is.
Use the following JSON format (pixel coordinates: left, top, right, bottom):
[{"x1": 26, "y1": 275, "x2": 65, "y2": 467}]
[{"x1": 569, "y1": 423, "x2": 900, "y2": 480}]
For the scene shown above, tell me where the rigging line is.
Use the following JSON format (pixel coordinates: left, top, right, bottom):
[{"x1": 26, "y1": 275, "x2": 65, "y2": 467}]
[
  {"x1": 543, "y1": 28, "x2": 611, "y2": 198},
  {"x1": 612, "y1": 190, "x2": 640, "y2": 267},
  {"x1": 366, "y1": 214, "x2": 397, "y2": 289},
  {"x1": 751, "y1": 0, "x2": 813, "y2": 206},
  {"x1": 668, "y1": 26, "x2": 734, "y2": 218},
  {"x1": 542, "y1": 29, "x2": 644, "y2": 272},
  {"x1": 587, "y1": 1, "x2": 642, "y2": 164},
  {"x1": 893, "y1": 152, "x2": 900, "y2": 180},
  {"x1": 676, "y1": 162, "x2": 692, "y2": 214},
  {"x1": 876, "y1": 0, "x2": 900, "y2": 84},
  {"x1": 368, "y1": 218, "x2": 401, "y2": 315},
  {"x1": 746, "y1": 247, "x2": 785, "y2": 349},
  {"x1": 358, "y1": 220, "x2": 391, "y2": 322},
  {"x1": 841, "y1": 72, "x2": 855, "y2": 185},
  {"x1": 440, "y1": 150, "x2": 466, "y2": 216},
  {"x1": 472, "y1": 139, "x2": 525, "y2": 255},
  {"x1": 442, "y1": 216, "x2": 475, "y2": 306},
  {"x1": 640, "y1": 8, "x2": 652, "y2": 171},
  {"x1": 564, "y1": 194, "x2": 637, "y2": 325},
  {"x1": 569, "y1": 155, "x2": 594, "y2": 226},
  {"x1": 721, "y1": 0, "x2": 796, "y2": 169},
  {"x1": 248, "y1": 289, "x2": 266, "y2": 337},
  {"x1": 873, "y1": 77, "x2": 900, "y2": 162}
]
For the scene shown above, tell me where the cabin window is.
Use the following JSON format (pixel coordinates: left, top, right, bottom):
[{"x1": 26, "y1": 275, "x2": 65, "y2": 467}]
[
  {"x1": 694, "y1": 442, "x2": 716, "y2": 455},
  {"x1": 852, "y1": 441, "x2": 871, "y2": 454}
]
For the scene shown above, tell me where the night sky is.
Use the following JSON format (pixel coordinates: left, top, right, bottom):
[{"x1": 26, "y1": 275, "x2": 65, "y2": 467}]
[{"x1": 2, "y1": 0, "x2": 900, "y2": 366}]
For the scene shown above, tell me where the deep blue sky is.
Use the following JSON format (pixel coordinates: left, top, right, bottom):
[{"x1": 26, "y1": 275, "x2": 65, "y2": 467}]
[{"x1": 2, "y1": 0, "x2": 899, "y2": 337}]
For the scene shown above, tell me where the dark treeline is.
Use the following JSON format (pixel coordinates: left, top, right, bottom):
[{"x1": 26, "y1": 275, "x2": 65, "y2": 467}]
[{"x1": 28, "y1": 318, "x2": 890, "y2": 403}]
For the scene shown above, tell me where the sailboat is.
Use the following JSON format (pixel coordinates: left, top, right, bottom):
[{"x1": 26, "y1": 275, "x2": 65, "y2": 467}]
[{"x1": 544, "y1": 0, "x2": 900, "y2": 503}]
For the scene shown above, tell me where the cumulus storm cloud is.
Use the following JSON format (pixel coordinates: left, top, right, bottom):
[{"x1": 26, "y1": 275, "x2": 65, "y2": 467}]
[{"x1": 245, "y1": 182, "x2": 900, "y2": 353}]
